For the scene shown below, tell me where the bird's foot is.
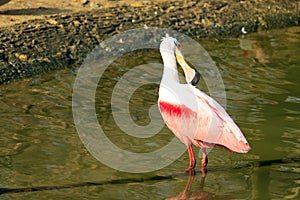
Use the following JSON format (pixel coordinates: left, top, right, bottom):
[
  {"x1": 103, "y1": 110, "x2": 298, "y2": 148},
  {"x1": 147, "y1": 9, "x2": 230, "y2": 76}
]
[
  {"x1": 173, "y1": 167, "x2": 195, "y2": 176},
  {"x1": 184, "y1": 167, "x2": 196, "y2": 175}
]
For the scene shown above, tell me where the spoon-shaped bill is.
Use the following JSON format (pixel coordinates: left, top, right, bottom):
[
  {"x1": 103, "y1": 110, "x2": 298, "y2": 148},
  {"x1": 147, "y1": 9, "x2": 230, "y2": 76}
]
[{"x1": 175, "y1": 47, "x2": 200, "y2": 86}]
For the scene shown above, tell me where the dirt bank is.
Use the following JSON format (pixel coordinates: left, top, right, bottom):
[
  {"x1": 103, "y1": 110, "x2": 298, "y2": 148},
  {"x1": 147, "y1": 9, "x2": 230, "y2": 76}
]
[{"x1": 0, "y1": 0, "x2": 299, "y2": 84}]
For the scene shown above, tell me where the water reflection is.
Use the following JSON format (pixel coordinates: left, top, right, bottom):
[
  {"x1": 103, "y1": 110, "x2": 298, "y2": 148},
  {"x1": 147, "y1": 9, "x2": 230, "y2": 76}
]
[
  {"x1": 166, "y1": 172, "x2": 232, "y2": 200},
  {"x1": 239, "y1": 36, "x2": 270, "y2": 63}
]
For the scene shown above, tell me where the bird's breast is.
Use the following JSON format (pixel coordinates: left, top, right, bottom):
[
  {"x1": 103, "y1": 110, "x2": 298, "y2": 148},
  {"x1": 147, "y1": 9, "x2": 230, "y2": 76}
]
[
  {"x1": 158, "y1": 101, "x2": 199, "y2": 146},
  {"x1": 158, "y1": 101, "x2": 196, "y2": 119}
]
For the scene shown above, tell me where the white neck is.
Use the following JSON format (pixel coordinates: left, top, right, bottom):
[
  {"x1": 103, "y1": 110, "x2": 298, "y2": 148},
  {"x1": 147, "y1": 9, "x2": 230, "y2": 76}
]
[{"x1": 160, "y1": 51, "x2": 179, "y2": 84}]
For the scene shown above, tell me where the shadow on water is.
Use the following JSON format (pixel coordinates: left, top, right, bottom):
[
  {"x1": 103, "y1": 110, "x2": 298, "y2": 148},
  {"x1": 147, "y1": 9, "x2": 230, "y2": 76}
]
[{"x1": 1, "y1": 157, "x2": 298, "y2": 195}]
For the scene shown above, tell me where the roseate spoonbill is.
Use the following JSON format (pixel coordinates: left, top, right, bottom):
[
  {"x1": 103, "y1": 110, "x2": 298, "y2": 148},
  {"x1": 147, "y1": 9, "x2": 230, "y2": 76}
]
[{"x1": 158, "y1": 36, "x2": 250, "y2": 174}]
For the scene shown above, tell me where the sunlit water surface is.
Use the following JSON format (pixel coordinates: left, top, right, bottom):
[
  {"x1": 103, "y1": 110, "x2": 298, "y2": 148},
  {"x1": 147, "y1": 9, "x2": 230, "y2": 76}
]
[{"x1": 0, "y1": 27, "x2": 299, "y2": 199}]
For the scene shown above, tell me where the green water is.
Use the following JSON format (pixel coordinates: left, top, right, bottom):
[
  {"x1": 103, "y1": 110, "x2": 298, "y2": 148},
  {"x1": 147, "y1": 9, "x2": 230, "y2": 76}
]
[{"x1": 0, "y1": 27, "x2": 299, "y2": 199}]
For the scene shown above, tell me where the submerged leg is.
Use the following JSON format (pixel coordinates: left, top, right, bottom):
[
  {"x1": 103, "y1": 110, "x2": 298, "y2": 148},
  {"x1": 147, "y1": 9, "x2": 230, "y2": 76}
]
[
  {"x1": 185, "y1": 145, "x2": 196, "y2": 172},
  {"x1": 200, "y1": 148, "x2": 208, "y2": 177}
]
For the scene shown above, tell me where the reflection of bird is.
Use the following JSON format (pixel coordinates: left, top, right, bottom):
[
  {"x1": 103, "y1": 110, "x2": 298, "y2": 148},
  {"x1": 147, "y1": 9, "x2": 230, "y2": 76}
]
[
  {"x1": 158, "y1": 36, "x2": 250, "y2": 175},
  {"x1": 166, "y1": 172, "x2": 232, "y2": 200}
]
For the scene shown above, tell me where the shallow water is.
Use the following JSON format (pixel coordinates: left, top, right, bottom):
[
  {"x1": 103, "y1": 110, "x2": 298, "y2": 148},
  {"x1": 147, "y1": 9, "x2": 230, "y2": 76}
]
[{"x1": 0, "y1": 27, "x2": 300, "y2": 199}]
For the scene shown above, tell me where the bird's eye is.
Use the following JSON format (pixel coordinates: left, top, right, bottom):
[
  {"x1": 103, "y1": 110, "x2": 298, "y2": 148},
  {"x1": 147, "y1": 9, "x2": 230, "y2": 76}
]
[{"x1": 174, "y1": 39, "x2": 180, "y2": 47}]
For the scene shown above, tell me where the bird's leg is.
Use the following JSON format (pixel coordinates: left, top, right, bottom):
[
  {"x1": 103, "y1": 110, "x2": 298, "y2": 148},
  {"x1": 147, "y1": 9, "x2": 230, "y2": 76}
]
[
  {"x1": 200, "y1": 148, "x2": 208, "y2": 177},
  {"x1": 185, "y1": 145, "x2": 196, "y2": 173}
]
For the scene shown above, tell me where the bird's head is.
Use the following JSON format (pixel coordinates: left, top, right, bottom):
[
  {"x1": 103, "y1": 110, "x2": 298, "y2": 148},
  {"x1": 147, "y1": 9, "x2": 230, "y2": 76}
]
[
  {"x1": 160, "y1": 35, "x2": 180, "y2": 54},
  {"x1": 160, "y1": 35, "x2": 200, "y2": 86}
]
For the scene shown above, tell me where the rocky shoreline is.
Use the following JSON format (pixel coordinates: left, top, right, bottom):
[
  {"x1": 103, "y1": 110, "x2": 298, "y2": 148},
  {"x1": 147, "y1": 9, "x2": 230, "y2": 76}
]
[{"x1": 0, "y1": 0, "x2": 299, "y2": 84}]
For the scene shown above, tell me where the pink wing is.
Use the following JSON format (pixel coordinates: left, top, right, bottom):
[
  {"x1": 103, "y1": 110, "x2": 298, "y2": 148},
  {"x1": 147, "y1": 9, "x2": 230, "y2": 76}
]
[
  {"x1": 193, "y1": 90, "x2": 250, "y2": 153},
  {"x1": 158, "y1": 85, "x2": 250, "y2": 153}
]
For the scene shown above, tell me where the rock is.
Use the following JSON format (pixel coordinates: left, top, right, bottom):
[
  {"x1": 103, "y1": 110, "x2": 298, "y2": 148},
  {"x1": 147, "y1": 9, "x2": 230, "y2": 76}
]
[
  {"x1": 82, "y1": 0, "x2": 89, "y2": 6},
  {"x1": 15, "y1": 53, "x2": 27, "y2": 62}
]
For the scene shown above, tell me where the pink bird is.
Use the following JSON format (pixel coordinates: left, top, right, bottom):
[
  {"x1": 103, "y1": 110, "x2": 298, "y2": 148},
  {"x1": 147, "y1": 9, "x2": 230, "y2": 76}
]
[{"x1": 158, "y1": 36, "x2": 250, "y2": 174}]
